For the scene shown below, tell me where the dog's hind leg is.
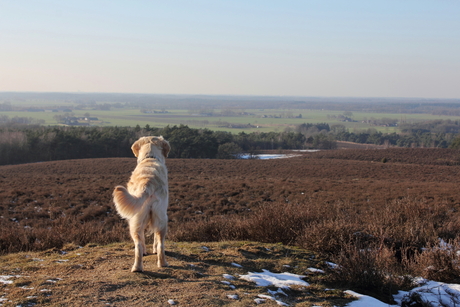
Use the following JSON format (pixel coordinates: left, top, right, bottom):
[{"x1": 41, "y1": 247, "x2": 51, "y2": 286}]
[
  {"x1": 150, "y1": 209, "x2": 168, "y2": 267},
  {"x1": 129, "y1": 217, "x2": 145, "y2": 272},
  {"x1": 153, "y1": 228, "x2": 168, "y2": 267},
  {"x1": 141, "y1": 231, "x2": 148, "y2": 256},
  {"x1": 152, "y1": 235, "x2": 157, "y2": 254},
  {"x1": 154, "y1": 225, "x2": 168, "y2": 267}
]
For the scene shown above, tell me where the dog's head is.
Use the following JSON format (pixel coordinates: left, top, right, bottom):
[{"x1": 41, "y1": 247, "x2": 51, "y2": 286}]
[{"x1": 131, "y1": 136, "x2": 171, "y2": 163}]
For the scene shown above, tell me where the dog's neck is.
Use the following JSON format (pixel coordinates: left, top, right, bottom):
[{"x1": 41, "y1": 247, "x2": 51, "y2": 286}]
[
  {"x1": 139, "y1": 152, "x2": 165, "y2": 164},
  {"x1": 140, "y1": 154, "x2": 157, "y2": 162}
]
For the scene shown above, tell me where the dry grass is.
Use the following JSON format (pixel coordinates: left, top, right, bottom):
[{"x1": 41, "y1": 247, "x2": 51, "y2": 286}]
[
  {"x1": 0, "y1": 241, "x2": 351, "y2": 306},
  {"x1": 1, "y1": 148, "x2": 460, "y2": 303}
]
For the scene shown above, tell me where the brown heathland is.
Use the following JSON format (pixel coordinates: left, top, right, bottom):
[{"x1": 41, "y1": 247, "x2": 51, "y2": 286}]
[{"x1": 1, "y1": 148, "x2": 460, "y2": 305}]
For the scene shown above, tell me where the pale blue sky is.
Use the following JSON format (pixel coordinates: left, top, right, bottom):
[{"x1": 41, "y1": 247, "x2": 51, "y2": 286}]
[{"x1": 1, "y1": 0, "x2": 459, "y2": 98}]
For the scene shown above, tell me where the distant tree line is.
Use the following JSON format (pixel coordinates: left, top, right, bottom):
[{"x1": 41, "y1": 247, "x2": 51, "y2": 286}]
[
  {"x1": 0, "y1": 124, "x2": 307, "y2": 165},
  {"x1": 2, "y1": 120, "x2": 460, "y2": 165},
  {"x1": 313, "y1": 120, "x2": 460, "y2": 148},
  {"x1": 291, "y1": 121, "x2": 460, "y2": 149}
]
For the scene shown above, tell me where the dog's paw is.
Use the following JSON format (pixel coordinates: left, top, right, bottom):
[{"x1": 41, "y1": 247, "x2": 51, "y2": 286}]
[
  {"x1": 158, "y1": 261, "x2": 169, "y2": 268},
  {"x1": 131, "y1": 266, "x2": 143, "y2": 273}
]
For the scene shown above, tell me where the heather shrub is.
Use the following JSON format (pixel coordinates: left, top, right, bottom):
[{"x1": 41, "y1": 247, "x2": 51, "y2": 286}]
[
  {"x1": 408, "y1": 239, "x2": 460, "y2": 282},
  {"x1": 328, "y1": 241, "x2": 417, "y2": 303},
  {"x1": 0, "y1": 217, "x2": 129, "y2": 254},
  {"x1": 298, "y1": 219, "x2": 359, "y2": 255},
  {"x1": 239, "y1": 202, "x2": 310, "y2": 244}
]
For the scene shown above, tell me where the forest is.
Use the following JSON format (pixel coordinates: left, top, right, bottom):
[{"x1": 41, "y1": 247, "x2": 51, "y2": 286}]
[
  {"x1": 0, "y1": 124, "x2": 307, "y2": 165},
  {"x1": 1, "y1": 120, "x2": 460, "y2": 165}
]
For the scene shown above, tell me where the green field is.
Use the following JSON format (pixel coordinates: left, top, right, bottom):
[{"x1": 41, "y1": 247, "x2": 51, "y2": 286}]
[{"x1": 2, "y1": 107, "x2": 460, "y2": 134}]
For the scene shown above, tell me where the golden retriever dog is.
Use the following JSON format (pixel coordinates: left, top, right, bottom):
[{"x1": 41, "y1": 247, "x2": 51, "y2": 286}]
[{"x1": 113, "y1": 136, "x2": 170, "y2": 272}]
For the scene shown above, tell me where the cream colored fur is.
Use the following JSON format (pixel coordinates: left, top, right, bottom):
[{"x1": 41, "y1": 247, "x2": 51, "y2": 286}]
[{"x1": 113, "y1": 136, "x2": 171, "y2": 272}]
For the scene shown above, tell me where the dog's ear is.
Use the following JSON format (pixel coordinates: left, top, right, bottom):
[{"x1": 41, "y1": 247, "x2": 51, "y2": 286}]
[
  {"x1": 131, "y1": 137, "x2": 148, "y2": 157},
  {"x1": 161, "y1": 138, "x2": 171, "y2": 158}
]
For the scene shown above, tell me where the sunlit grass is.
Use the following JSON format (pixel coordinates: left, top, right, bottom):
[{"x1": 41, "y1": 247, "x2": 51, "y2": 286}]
[{"x1": 2, "y1": 107, "x2": 460, "y2": 134}]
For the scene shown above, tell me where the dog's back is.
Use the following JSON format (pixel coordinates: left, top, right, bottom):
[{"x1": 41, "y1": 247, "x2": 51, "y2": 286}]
[
  {"x1": 113, "y1": 136, "x2": 170, "y2": 272},
  {"x1": 114, "y1": 159, "x2": 168, "y2": 219}
]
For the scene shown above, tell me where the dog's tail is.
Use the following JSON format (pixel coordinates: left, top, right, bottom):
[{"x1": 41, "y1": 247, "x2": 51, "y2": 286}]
[{"x1": 112, "y1": 186, "x2": 148, "y2": 219}]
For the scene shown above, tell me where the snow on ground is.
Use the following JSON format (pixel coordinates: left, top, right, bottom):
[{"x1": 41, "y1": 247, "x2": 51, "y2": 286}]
[
  {"x1": 331, "y1": 276, "x2": 460, "y2": 307},
  {"x1": 345, "y1": 290, "x2": 392, "y2": 307},
  {"x1": 236, "y1": 268, "x2": 460, "y2": 306},
  {"x1": 239, "y1": 269, "x2": 309, "y2": 289},
  {"x1": 0, "y1": 275, "x2": 21, "y2": 285},
  {"x1": 393, "y1": 279, "x2": 460, "y2": 307},
  {"x1": 239, "y1": 154, "x2": 301, "y2": 160}
]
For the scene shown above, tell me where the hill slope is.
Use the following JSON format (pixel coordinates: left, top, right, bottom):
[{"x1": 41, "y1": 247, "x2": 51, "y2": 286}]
[{"x1": 2, "y1": 148, "x2": 460, "y2": 306}]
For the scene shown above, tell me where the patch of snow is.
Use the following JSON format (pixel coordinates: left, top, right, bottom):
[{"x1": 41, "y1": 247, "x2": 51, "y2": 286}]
[
  {"x1": 227, "y1": 294, "x2": 239, "y2": 300},
  {"x1": 394, "y1": 280, "x2": 460, "y2": 307},
  {"x1": 221, "y1": 280, "x2": 236, "y2": 289},
  {"x1": 257, "y1": 294, "x2": 288, "y2": 306},
  {"x1": 240, "y1": 154, "x2": 302, "y2": 160},
  {"x1": 326, "y1": 261, "x2": 338, "y2": 269},
  {"x1": 344, "y1": 279, "x2": 460, "y2": 307},
  {"x1": 257, "y1": 294, "x2": 274, "y2": 300},
  {"x1": 345, "y1": 290, "x2": 393, "y2": 307},
  {"x1": 167, "y1": 299, "x2": 176, "y2": 305},
  {"x1": 254, "y1": 298, "x2": 266, "y2": 304},
  {"x1": 231, "y1": 262, "x2": 242, "y2": 268},
  {"x1": 307, "y1": 267, "x2": 325, "y2": 274},
  {"x1": 292, "y1": 149, "x2": 320, "y2": 152},
  {"x1": 223, "y1": 274, "x2": 236, "y2": 280},
  {"x1": 200, "y1": 246, "x2": 209, "y2": 252},
  {"x1": 268, "y1": 288, "x2": 288, "y2": 297},
  {"x1": 240, "y1": 269, "x2": 309, "y2": 289},
  {"x1": 0, "y1": 275, "x2": 21, "y2": 285}
]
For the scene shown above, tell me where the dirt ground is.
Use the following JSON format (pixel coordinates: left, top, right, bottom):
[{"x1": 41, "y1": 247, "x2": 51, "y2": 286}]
[{"x1": 0, "y1": 241, "x2": 350, "y2": 306}]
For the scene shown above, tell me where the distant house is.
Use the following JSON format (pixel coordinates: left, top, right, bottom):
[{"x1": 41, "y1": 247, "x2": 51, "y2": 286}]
[{"x1": 63, "y1": 117, "x2": 90, "y2": 126}]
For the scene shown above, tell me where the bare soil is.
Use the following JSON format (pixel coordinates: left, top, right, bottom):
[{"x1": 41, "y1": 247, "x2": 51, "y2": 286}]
[{"x1": 0, "y1": 241, "x2": 349, "y2": 306}]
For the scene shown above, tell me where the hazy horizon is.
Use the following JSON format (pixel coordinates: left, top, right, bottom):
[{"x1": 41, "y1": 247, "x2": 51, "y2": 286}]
[{"x1": 1, "y1": 1, "x2": 459, "y2": 99}]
